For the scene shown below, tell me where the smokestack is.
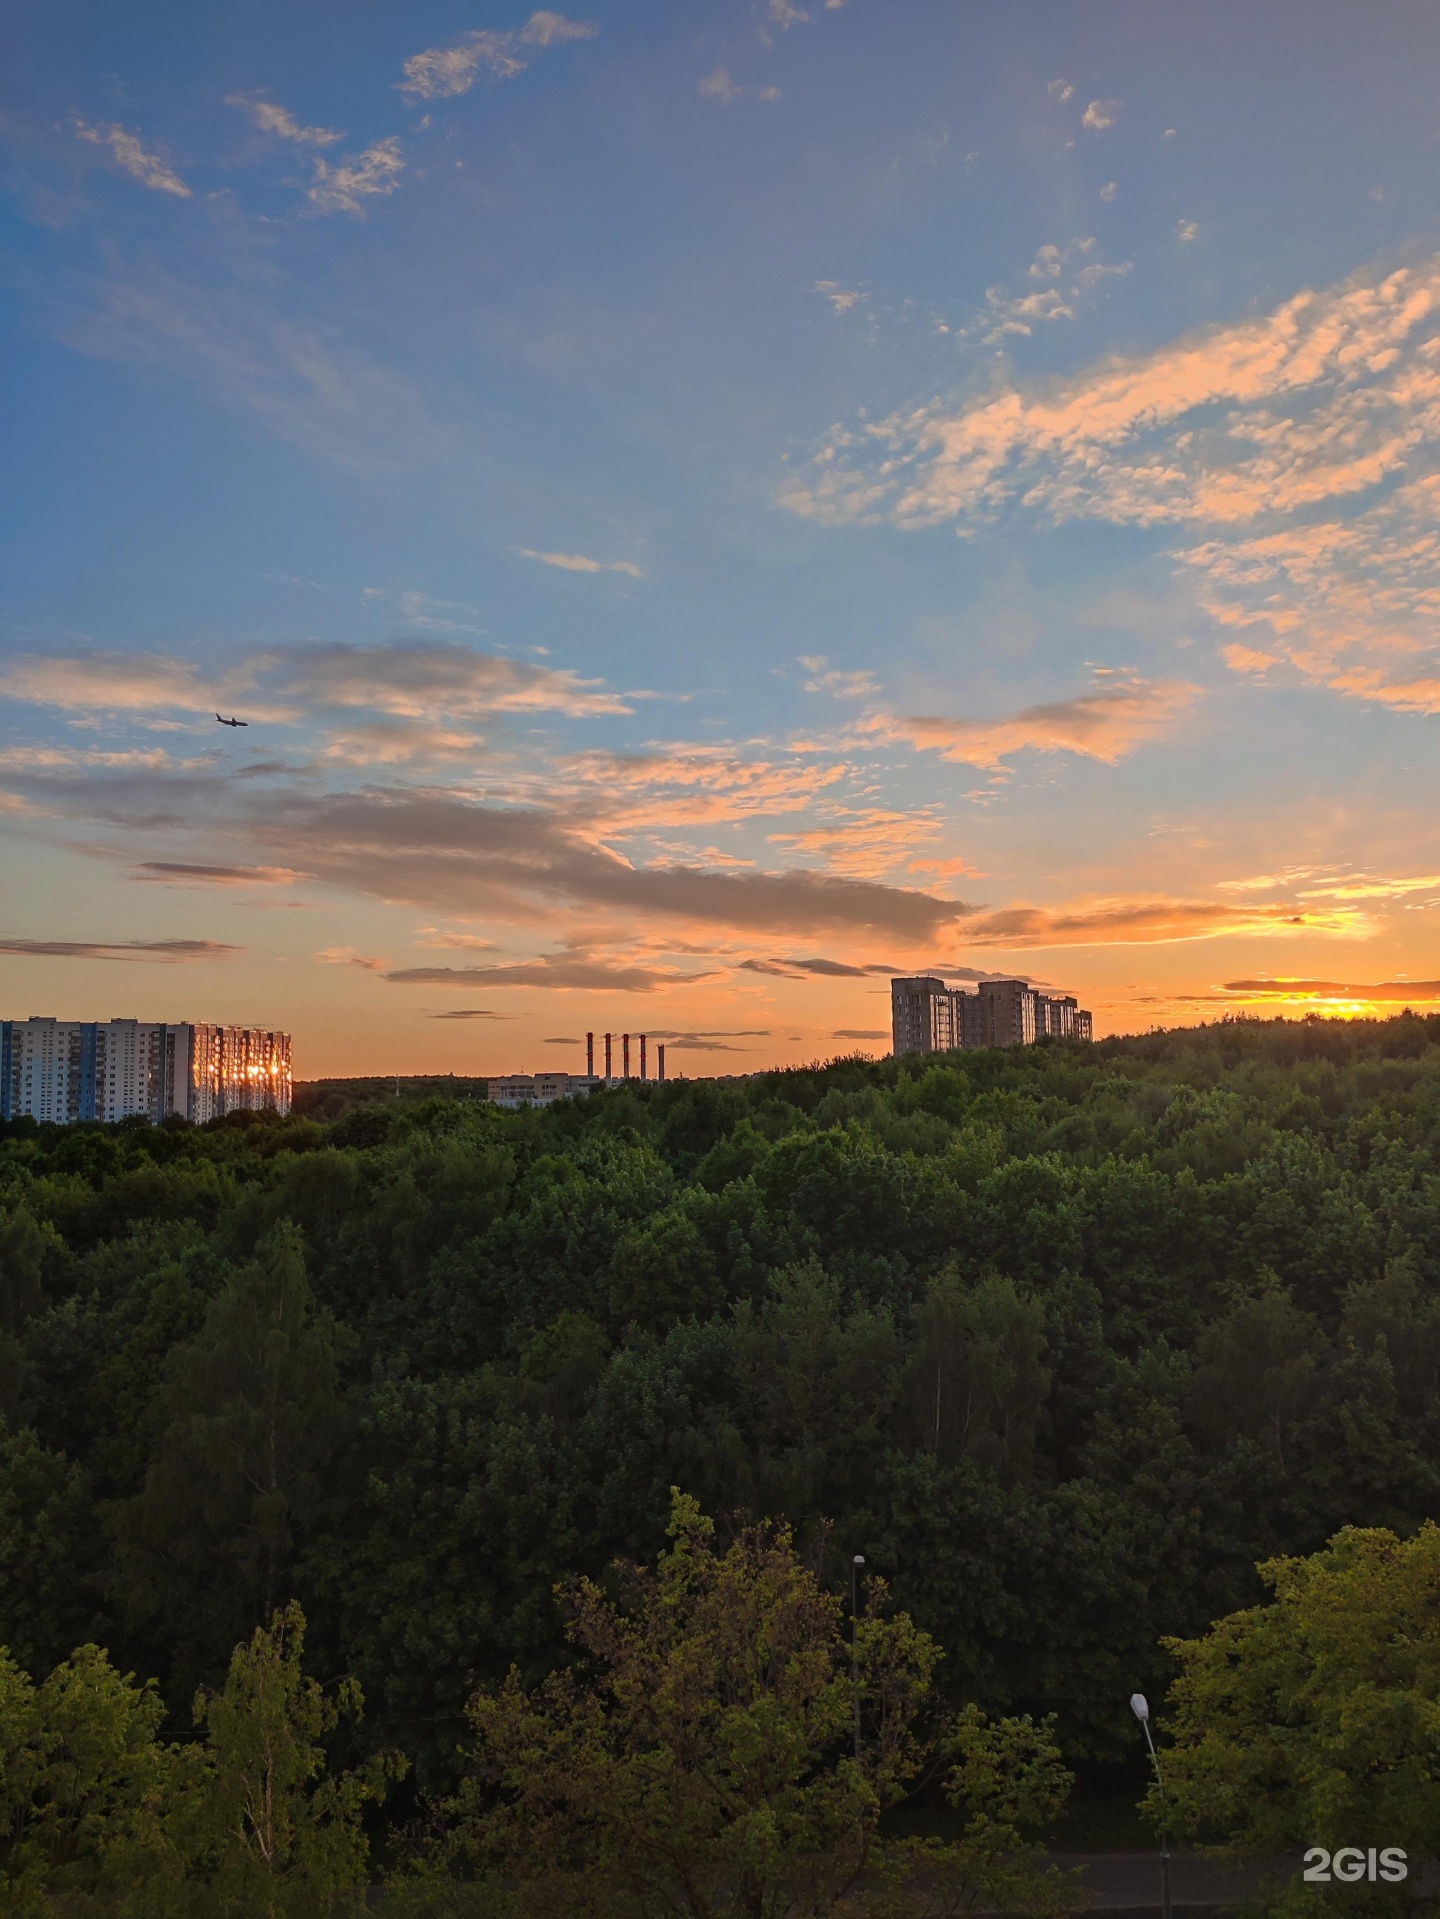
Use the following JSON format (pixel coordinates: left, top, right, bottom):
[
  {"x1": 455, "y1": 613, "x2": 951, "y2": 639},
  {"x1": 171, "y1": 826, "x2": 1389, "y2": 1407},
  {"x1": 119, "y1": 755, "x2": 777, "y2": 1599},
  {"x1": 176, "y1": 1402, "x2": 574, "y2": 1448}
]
[
  {"x1": 604, "y1": 1032, "x2": 612, "y2": 1081},
  {"x1": 639, "y1": 1033, "x2": 647, "y2": 1081},
  {"x1": 657, "y1": 1043, "x2": 666, "y2": 1082},
  {"x1": 586, "y1": 1031, "x2": 594, "y2": 1077},
  {"x1": 622, "y1": 1033, "x2": 630, "y2": 1080}
]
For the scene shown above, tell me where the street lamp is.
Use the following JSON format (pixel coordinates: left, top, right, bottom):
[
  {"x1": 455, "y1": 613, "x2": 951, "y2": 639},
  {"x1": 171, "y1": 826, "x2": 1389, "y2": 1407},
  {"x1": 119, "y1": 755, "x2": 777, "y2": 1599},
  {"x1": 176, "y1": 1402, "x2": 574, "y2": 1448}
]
[
  {"x1": 852, "y1": 1555, "x2": 865, "y2": 1762},
  {"x1": 1130, "y1": 1693, "x2": 1172, "y2": 1919}
]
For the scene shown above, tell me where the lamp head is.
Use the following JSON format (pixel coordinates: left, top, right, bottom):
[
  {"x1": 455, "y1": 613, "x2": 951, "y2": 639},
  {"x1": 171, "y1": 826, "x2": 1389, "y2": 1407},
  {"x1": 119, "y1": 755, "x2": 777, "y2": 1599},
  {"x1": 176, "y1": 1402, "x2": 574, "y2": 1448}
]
[
  {"x1": 1130, "y1": 1693, "x2": 1150, "y2": 1724},
  {"x1": 853, "y1": 1554, "x2": 865, "y2": 1567}
]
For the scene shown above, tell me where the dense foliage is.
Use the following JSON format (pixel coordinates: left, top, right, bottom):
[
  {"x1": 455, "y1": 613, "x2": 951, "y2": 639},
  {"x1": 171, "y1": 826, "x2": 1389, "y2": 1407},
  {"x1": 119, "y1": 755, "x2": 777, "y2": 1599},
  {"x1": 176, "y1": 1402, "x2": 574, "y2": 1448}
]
[
  {"x1": 1151, "y1": 1522, "x2": 1440, "y2": 1898},
  {"x1": 432, "y1": 1489, "x2": 1071, "y2": 1919},
  {"x1": 4, "y1": 1014, "x2": 1440, "y2": 1807}
]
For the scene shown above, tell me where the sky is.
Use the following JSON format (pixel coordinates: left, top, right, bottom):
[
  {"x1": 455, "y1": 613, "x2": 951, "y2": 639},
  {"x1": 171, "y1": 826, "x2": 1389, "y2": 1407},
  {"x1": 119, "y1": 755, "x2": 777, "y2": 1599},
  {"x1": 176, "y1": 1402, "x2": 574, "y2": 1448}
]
[{"x1": 6, "y1": 0, "x2": 1440, "y2": 1076}]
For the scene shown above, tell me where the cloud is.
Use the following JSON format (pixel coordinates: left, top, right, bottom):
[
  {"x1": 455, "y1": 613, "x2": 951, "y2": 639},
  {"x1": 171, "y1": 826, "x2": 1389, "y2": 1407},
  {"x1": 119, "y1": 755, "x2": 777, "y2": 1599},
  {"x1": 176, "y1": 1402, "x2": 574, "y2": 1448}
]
[
  {"x1": 1, "y1": 642, "x2": 626, "y2": 728},
  {"x1": 74, "y1": 120, "x2": 190, "y2": 196},
  {"x1": 768, "y1": 0, "x2": 812, "y2": 25},
  {"x1": 430, "y1": 1008, "x2": 510, "y2": 1019},
  {"x1": 62, "y1": 261, "x2": 456, "y2": 481},
  {"x1": 739, "y1": 955, "x2": 880, "y2": 978},
  {"x1": 798, "y1": 655, "x2": 878, "y2": 699},
  {"x1": 0, "y1": 937, "x2": 239, "y2": 961},
  {"x1": 386, "y1": 956, "x2": 709, "y2": 992},
  {"x1": 282, "y1": 642, "x2": 630, "y2": 719},
  {"x1": 699, "y1": 66, "x2": 741, "y2": 104},
  {"x1": 401, "y1": 14, "x2": 595, "y2": 100},
  {"x1": 132, "y1": 861, "x2": 308, "y2": 886},
  {"x1": 520, "y1": 548, "x2": 645, "y2": 578},
  {"x1": 835, "y1": 1028, "x2": 889, "y2": 1039},
  {"x1": 1179, "y1": 475, "x2": 1440, "y2": 712},
  {"x1": 1099, "y1": 181, "x2": 1117, "y2": 203},
  {"x1": 814, "y1": 281, "x2": 866, "y2": 316},
  {"x1": 305, "y1": 138, "x2": 404, "y2": 216},
  {"x1": 520, "y1": 11, "x2": 597, "y2": 46},
  {"x1": 1221, "y1": 977, "x2": 1440, "y2": 1001},
  {"x1": 782, "y1": 252, "x2": 1440, "y2": 589},
  {"x1": 243, "y1": 787, "x2": 971, "y2": 941},
  {"x1": 1047, "y1": 79, "x2": 1074, "y2": 103},
  {"x1": 554, "y1": 744, "x2": 848, "y2": 829},
  {"x1": 958, "y1": 239, "x2": 1132, "y2": 346},
  {"x1": 868, "y1": 677, "x2": 1198, "y2": 767},
  {"x1": 963, "y1": 893, "x2": 1365, "y2": 948},
  {"x1": 316, "y1": 947, "x2": 387, "y2": 970},
  {"x1": 227, "y1": 95, "x2": 342, "y2": 146},
  {"x1": 643, "y1": 1028, "x2": 773, "y2": 1051},
  {"x1": 0, "y1": 651, "x2": 229, "y2": 715},
  {"x1": 1082, "y1": 99, "x2": 1120, "y2": 130},
  {"x1": 1175, "y1": 219, "x2": 1199, "y2": 244}
]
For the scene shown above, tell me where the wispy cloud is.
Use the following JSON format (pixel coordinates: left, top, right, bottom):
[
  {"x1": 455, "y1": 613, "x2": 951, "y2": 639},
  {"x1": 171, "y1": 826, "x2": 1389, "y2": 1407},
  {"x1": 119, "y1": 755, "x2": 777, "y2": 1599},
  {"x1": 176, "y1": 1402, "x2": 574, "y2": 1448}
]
[
  {"x1": 798, "y1": 655, "x2": 878, "y2": 699},
  {"x1": 282, "y1": 642, "x2": 630, "y2": 719},
  {"x1": 305, "y1": 137, "x2": 405, "y2": 216},
  {"x1": 132, "y1": 861, "x2": 308, "y2": 886},
  {"x1": 867, "y1": 676, "x2": 1199, "y2": 767},
  {"x1": 520, "y1": 548, "x2": 645, "y2": 578},
  {"x1": 964, "y1": 892, "x2": 1366, "y2": 948},
  {"x1": 74, "y1": 120, "x2": 190, "y2": 196},
  {"x1": 1220, "y1": 977, "x2": 1440, "y2": 1002},
  {"x1": 1178, "y1": 475, "x2": 1440, "y2": 712},
  {"x1": 401, "y1": 13, "x2": 596, "y2": 101},
  {"x1": 62, "y1": 262, "x2": 456, "y2": 480},
  {"x1": 226, "y1": 95, "x2": 343, "y2": 146},
  {"x1": 785, "y1": 254, "x2": 1440, "y2": 533},
  {"x1": 387, "y1": 955, "x2": 713, "y2": 992},
  {"x1": 0, "y1": 937, "x2": 238, "y2": 961},
  {"x1": 0, "y1": 651, "x2": 234, "y2": 715},
  {"x1": 699, "y1": 66, "x2": 741, "y2": 104}
]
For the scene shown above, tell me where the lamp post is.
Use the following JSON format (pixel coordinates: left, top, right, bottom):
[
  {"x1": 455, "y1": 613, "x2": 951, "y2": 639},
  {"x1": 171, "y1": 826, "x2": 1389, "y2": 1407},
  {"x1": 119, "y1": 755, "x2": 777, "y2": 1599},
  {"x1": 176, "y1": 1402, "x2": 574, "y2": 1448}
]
[
  {"x1": 852, "y1": 1554, "x2": 865, "y2": 1762},
  {"x1": 1130, "y1": 1693, "x2": 1172, "y2": 1919}
]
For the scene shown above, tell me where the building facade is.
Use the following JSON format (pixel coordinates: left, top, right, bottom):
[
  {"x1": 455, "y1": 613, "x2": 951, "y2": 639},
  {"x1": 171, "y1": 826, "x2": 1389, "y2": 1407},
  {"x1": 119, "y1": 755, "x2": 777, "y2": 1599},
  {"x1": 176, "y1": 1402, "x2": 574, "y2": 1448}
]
[
  {"x1": 0, "y1": 1019, "x2": 292, "y2": 1124},
  {"x1": 890, "y1": 977, "x2": 1093, "y2": 1058},
  {"x1": 487, "y1": 1071, "x2": 599, "y2": 1109}
]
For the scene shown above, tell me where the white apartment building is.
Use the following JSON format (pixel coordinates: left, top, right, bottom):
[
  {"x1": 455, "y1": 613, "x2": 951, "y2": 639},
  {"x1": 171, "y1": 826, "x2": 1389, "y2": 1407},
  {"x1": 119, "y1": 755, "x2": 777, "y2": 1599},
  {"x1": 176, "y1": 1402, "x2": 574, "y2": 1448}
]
[
  {"x1": 890, "y1": 977, "x2": 1093, "y2": 1058},
  {"x1": 0, "y1": 1019, "x2": 292, "y2": 1125}
]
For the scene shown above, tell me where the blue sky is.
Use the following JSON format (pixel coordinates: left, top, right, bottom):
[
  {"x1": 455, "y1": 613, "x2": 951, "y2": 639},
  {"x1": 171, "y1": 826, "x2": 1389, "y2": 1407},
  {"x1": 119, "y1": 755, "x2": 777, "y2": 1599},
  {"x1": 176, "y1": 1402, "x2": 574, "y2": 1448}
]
[{"x1": 6, "y1": 0, "x2": 1440, "y2": 1072}]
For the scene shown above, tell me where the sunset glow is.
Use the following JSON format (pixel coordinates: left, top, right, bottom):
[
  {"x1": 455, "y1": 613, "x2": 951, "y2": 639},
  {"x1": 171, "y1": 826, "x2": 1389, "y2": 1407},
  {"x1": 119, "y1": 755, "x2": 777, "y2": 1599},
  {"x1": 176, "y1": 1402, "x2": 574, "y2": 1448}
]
[{"x1": 6, "y1": 3, "x2": 1440, "y2": 1073}]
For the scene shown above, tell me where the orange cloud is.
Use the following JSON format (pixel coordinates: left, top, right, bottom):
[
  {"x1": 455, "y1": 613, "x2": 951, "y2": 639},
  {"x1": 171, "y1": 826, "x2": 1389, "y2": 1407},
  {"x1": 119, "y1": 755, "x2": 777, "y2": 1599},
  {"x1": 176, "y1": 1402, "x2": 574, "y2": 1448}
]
[
  {"x1": 963, "y1": 893, "x2": 1368, "y2": 948},
  {"x1": 786, "y1": 257, "x2": 1440, "y2": 530},
  {"x1": 868, "y1": 677, "x2": 1198, "y2": 767},
  {"x1": 1222, "y1": 977, "x2": 1440, "y2": 1001}
]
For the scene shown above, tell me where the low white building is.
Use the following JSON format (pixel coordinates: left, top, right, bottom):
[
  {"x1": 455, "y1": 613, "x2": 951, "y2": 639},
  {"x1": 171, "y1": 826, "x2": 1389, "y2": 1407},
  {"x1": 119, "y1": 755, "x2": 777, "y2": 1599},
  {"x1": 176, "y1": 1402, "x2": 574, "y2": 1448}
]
[
  {"x1": 487, "y1": 1072, "x2": 600, "y2": 1109},
  {"x1": 0, "y1": 1019, "x2": 292, "y2": 1124}
]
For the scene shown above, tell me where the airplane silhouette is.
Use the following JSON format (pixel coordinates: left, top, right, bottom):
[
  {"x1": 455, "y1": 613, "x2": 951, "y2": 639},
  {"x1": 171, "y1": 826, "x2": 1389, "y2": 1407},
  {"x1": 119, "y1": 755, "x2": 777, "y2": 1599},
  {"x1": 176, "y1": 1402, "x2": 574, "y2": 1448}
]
[{"x1": 215, "y1": 714, "x2": 248, "y2": 728}]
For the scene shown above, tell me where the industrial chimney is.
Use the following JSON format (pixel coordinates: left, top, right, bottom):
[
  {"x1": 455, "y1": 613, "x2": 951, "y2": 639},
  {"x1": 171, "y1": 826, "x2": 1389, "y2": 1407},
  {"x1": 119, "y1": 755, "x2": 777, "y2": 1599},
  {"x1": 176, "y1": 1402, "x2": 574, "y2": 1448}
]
[
  {"x1": 604, "y1": 1032, "x2": 612, "y2": 1081},
  {"x1": 657, "y1": 1043, "x2": 666, "y2": 1082},
  {"x1": 622, "y1": 1033, "x2": 630, "y2": 1080},
  {"x1": 586, "y1": 1031, "x2": 594, "y2": 1078},
  {"x1": 639, "y1": 1033, "x2": 647, "y2": 1080}
]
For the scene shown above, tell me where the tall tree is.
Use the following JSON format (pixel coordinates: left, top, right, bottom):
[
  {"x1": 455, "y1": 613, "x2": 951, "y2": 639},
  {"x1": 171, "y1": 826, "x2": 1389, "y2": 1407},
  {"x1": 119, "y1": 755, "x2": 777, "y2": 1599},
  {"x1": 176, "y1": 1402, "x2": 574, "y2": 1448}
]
[
  {"x1": 436, "y1": 1490, "x2": 1072, "y2": 1919},
  {"x1": 1149, "y1": 1523, "x2": 1440, "y2": 1908}
]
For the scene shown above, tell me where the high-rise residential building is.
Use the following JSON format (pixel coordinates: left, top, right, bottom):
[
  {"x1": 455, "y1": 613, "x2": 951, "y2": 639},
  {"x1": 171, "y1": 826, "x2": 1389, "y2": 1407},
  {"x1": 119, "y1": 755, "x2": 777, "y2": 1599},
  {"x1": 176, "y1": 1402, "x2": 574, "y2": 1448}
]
[
  {"x1": 890, "y1": 977, "x2": 1093, "y2": 1057},
  {"x1": 0, "y1": 1019, "x2": 292, "y2": 1124}
]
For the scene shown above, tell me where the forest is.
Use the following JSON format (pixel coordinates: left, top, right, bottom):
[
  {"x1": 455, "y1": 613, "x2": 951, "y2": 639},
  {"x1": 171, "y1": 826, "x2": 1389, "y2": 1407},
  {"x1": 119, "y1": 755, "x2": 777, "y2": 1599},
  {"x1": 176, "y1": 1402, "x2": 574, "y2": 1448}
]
[{"x1": 4, "y1": 1012, "x2": 1440, "y2": 1897}]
